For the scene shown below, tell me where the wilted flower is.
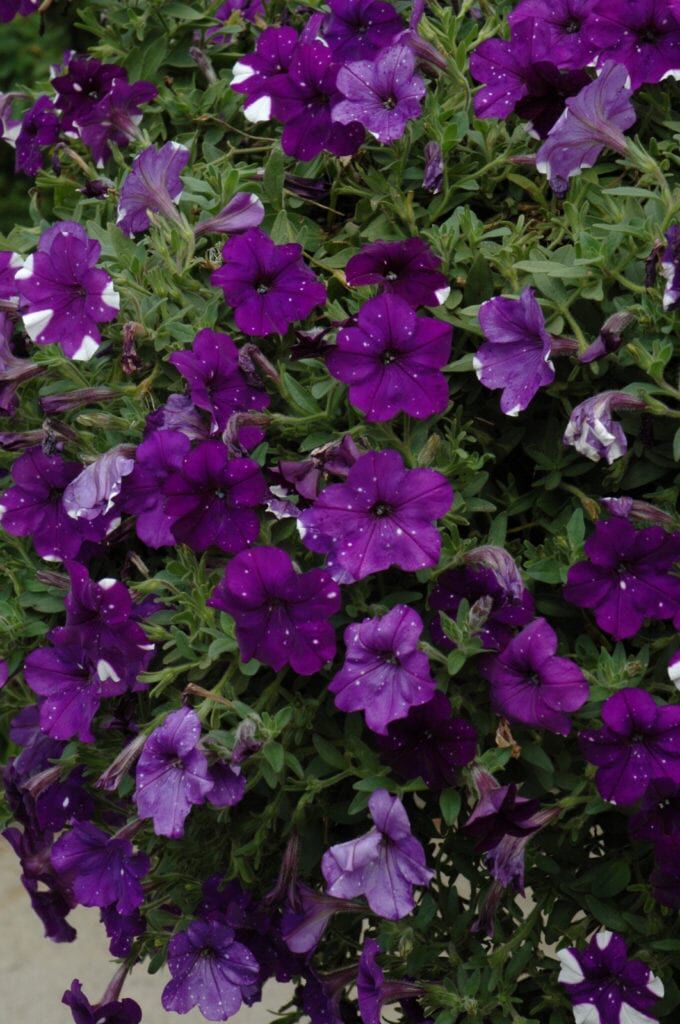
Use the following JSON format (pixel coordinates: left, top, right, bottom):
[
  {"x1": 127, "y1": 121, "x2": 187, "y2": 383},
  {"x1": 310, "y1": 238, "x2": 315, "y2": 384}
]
[
  {"x1": 62, "y1": 445, "x2": 135, "y2": 522},
  {"x1": 333, "y1": 44, "x2": 425, "y2": 144},
  {"x1": 563, "y1": 390, "x2": 645, "y2": 463},
  {"x1": 579, "y1": 311, "x2": 635, "y2": 363},
  {"x1": 116, "y1": 141, "x2": 189, "y2": 236},
  {"x1": 660, "y1": 224, "x2": 680, "y2": 310}
]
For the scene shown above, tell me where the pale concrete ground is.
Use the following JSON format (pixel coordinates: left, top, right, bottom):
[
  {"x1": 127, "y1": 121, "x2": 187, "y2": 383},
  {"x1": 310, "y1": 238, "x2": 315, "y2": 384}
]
[{"x1": 0, "y1": 841, "x2": 291, "y2": 1024}]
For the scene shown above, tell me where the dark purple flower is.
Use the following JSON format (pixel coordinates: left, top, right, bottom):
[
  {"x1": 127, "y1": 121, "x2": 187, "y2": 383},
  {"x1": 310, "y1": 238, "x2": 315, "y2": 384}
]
[
  {"x1": 122, "y1": 429, "x2": 191, "y2": 547},
  {"x1": 208, "y1": 545, "x2": 340, "y2": 675},
  {"x1": 514, "y1": 61, "x2": 591, "y2": 139},
  {"x1": 51, "y1": 821, "x2": 150, "y2": 914},
  {"x1": 144, "y1": 392, "x2": 209, "y2": 440},
  {"x1": 117, "y1": 141, "x2": 189, "y2": 235},
  {"x1": 210, "y1": 0, "x2": 264, "y2": 32},
  {"x1": 508, "y1": 0, "x2": 598, "y2": 69},
  {"x1": 475, "y1": 287, "x2": 555, "y2": 416},
  {"x1": 587, "y1": 0, "x2": 680, "y2": 89},
  {"x1": 277, "y1": 435, "x2": 360, "y2": 500},
  {"x1": 3, "y1": 825, "x2": 76, "y2": 942},
  {"x1": 16, "y1": 221, "x2": 119, "y2": 361},
  {"x1": 629, "y1": 779, "x2": 680, "y2": 847},
  {"x1": 322, "y1": 0, "x2": 404, "y2": 60},
  {"x1": 326, "y1": 294, "x2": 451, "y2": 422},
  {"x1": 101, "y1": 905, "x2": 145, "y2": 957},
  {"x1": 536, "y1": 62, "x2": 636, "y2": 195},
  {"x1": 162, "y1": 918, "x2": 260, "y2": 1021},
  {"x1": 660, "y1": 225, "x2": 680, "y2": 310},
  {"x1": 579, "y1": 311, "x2": 636, "y2": 363},
  {"x1": 357, "y1": 939, "x2": 422, "y2": 1024},
  {"x1": 135, "y1": 708, "x2": 214, "y2": 838},
  {"x1": 163, "y1": 440, "x2": 267, "y2": 553},
  {"x1": 169, "y1": 328, "x2": 269, "y2": 431},
  {"x1": 344, "y1": 239, "x2": 450, "y2": 308},
  {"x1": 563, "y1": 390, "x2": 645, "y2": 463},
  {"x1": 322, "y1": 788, "x2": 433, "y2": 919},
  {"x1": 62, "y1": 445, "x2": 135, "y2": 523},
  {"x1": 375, "y1": 691, "x2": 477, "y2": 790},
  {"x1": 298, "y1": 449, "x2": 453, "y2": 583},
  {"x1": 195, "y1": 193, "x2": 265, "y2": 236},
  {"x1": 329, "y1": 605, "x2": 436, "y2": 734},
  {"x1": 481, "y1": 618, "x2": 588, "y2": 735},
  {"x1": 563, "y1": 518, "x2": 680, "y2": 640},
  {"x1": 76, "y1": 78, "x2": 158, "y2": 167},
  {"x1": 557, "y1": 931, "x2": 663, "y2": 1024},
  {"x1": 651, "y1": 837, "x2": 680, "y2": 909},
  {"x1": 580, "y1": 688, "x2": 680, "y2": 805},
  {"x1": 0, "y1": 249, "x2": 22, "y2": 300},
  {"x1": 15, "y1": 96, "x2": 59, "y2": 176},
  {"x1": 423, "y1": 141, "x2": 443, "y2": 193},
  {"x1": 333, "y1": 44, "x2": 426, "y2": 144},
  {"x1": 211, "y1": 228, "x2": 326, "y2": 337},
  {"x1": 52, "y1": 56, "x2": 123, "y2": 132},
  {"x1": 63, "y1": 973, "x2": 142, "y2": 1024},
  {"x1": 207, "y1": 762, "x2": 246, "y2": 808},
  {"x1": 231, "y1": 27, "x2": 300, "y2": 123},
  {"x1": 282, "y1": 884, "x2": 362, "y2": 954}
]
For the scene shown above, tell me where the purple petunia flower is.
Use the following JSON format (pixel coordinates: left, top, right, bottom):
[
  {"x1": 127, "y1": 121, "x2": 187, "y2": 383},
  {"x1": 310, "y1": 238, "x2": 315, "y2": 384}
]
[
  {"x1": 62, "y1": 445, "x2": 135, "y2": 524},
  {"x1": 344, "y1": 239, "x2": 450, "y2": 308},
  {"x1": 169, "y1": 328, "x2": 269, "y2": 431},
  {"x1": 579, "y1": 310, "x2": 635, "y2": 364},
  {"x1": 481, "y1": 618, "x2": 589, "y2": 736},
  {"x1": 580, "y1": 688, "x2": 680, "y2": 805},
  {"x1": 557, "y1": 931, "x2": 663, "y2": 1024},
  {"x1": 208, "y1": 546, "x2": 340, "y2": 675},
  {"x1": 322, "y1": 788, "x2": 434, "y2": 919},
  {"x1": 277, "y1": 434, "x2": 360, "y2": 500},
  {"x1": 194, "y1": 193, "x2": 265, "y2": 236},
  {"x1": 15, "y1": 96, "x2": 59, "y2": 176},
  {"x1": 51, "y1": 821, "x2": 150, "y2": 914},
  {"x1": 163, "y1": 440, "x2": 267, "y2": 553},
  {"x1": 423, "y1": 141, "x2": 443, "y2": 193},
  {"x1": 144, "y1": 392, "x2": 209, "y2": 441},
  {"x1": 298, "y1": 449, "x2": 453, "y2": 583},
  {"x1": 563, "y1": 518, "x2": 680, "y2": 640},
  {"x1": 162, "y1": 918, "x2": 260, "y2": 1021},
  {"x1": 209, "y1": 0, "x2": 264, "y2": 33},
  {"x1": 375, "y1": 691, "x2": 477, "y2": 790},
  {"x1": 629, "y1": 778, "x2": 680, "y2": 847},
  {"x1": 211, "y1": 228, "x2": 327, "y2": 337},
  {"x1": 563, "y1": 390, "x2": 645, "y2": 463},
  {"x1": 52, "y1": 55, "x2": 123, "y2": 132},
  {"x1": 101, "y1": 904, "x2": 145, "y2": 958},
  {"x1": 134, "y1": 708, "x2": 214, "y2": 838},
  {"x1": 357, "y1": 939, "x2": 422, "y2": 1024},
  {"x1": 587, "y1": 0, "x2": 680, "y2": 89},
  {"x1": 508, "y1": 0, "x2": 598, "y2": 70},
  {"x1": 63, "y1": 975, "x2": 142, "y2": 1024},
  {"x1": 474, "y1": 287, "x2": 555, "y2": 416},
  {"x1": 0, "y1": 250, "x2": 22, "y2": 300},
  {"x1": 660, "y1": 225, "x2": 680, "y2": 310},
  {"x1": 322, "y1": 0, "x2": 404, "y2": 61},
  {"x1": 117, "y1": 141, "x2": 189, "y2": 236},
  {"x1": 3, "y1": 824, "x2": 77, "y2": 942},
  {"x1": 281, "y1": 884, "x2": 363, "y2": 954},
  {"x1": 16, "y1": 221, "x2": 119, "y2": 361},
  {"x1": 329, "y1": 605, "x2": 437, "y2": 734},
  {"x1": 333, "y1": 44, "x2": 425, "y2": 144},
  {"x1": 75, "y1": 77, "x2": 158, "y2": 167},
  {"x1": 326, "y1": 294, "x2": 451, "y2": 422},
  {"x1": 536, "y1": 62, "x2": 636, "y2": 195},
  {"x1": 231, "y1": 27, "x2": 300, "y2": 123},
  {"x1": 122, "y1": 429, "x2": 191, "y2": 547}
]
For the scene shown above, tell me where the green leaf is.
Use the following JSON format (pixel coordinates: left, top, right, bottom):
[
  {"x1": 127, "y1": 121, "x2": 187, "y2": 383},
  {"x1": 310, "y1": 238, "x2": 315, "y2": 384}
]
[
  {"x1": 313, "y1": 735, "x2": 347, "y2": 771},
  {"x1": 439, "y1": 789, "x2": 461, "y2": 827},
  {"x1": 262, "y1": 741, "x2": 285, "y2": 775}
]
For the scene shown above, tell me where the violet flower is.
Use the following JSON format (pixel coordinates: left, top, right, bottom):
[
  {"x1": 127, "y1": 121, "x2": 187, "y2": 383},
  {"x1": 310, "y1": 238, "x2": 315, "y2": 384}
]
[
  {"x1": 101, "y1": 905, "x2": 145, "y2": 957},
  {"x1": 660, "y1": 225, "x2": 680, "y2": 310},
  {"x1": 329, "y1": 605, "x2": 437, "y2": 734},
  {"x1": 298, "y1": 449, "x2": 453, "y2": 583},
  {"x1": 144, "y1": 392, "x2": 209, "y2": 440},
  {"x1": 52, "y1": 55, "x2": 122, "y2": 132},
  {"x1": 580, "y1": 688, "x2": 680, "y2": 805},
  {"x1": 508, "y1": 1, "x2": 598, "y2": 69},
  {"x1": 333, "y1": 44, "x2": 426, "y2": 144},
  {"x1": 75, "y1": 78, "x2": 158, "y2": 167},
  {"x1": 231, "y1": 27, "x2": 300, "y2": 123},
  {"x1": 474, "y1": 287, "x2": 555, "y2": 416},
  {"x1": 326, "y1": 293, "x2": 451, "y2": 422},
  {"x1": 423, "y1": 141, "x2": 443, "y2": 193},
  {"x1": 536, "y1": 62, "x2": 636, "y2": 196},
  {"x1": 134, "y1": 708, "x2": 214, "y2": 838},
  {"x1": 277, "y1": 434, "x2": 360, "y2": 500},
  {"x1": 322, "y1": 0, "x2": 404, "y2": 61},
  {"x1": 557, "y1": 931, "x2": 663, "y2": 1024},
  {"x1": 51, "y1": 821, "x2": 150, "y2": 914},
  {"x1": 208, "y1": 546, "x2": 341, "y2": 675},
  {"x1": 344, "y1": 239, "x2": 450, "y2": 308},
  {"x1": 211, "y1": 228, "x2": 326, "y2": 337},
  {"x1": 281, "y1": 884, "x2": 363, "y2": 954},
  {"x1": 195, "y1": 193, "x2": 265, "y2": 236},
  {"x1": 587, "y1": 0, "x2": 680, "y2": 89},
  {"x1": 322, "y1": 788, "x2": 434, "y2": 919},
  {"x1": 563, "y1": 390, "x2": 645, "y2": 463},
  {"x1": 16, "y1": 220, "x2": 119, "y2": 361},
  {"x1": 0, "y1": 249, "x2": 22, "y2": 300},
  {"x1": 578, "y1": 311, "x2": 635, "y2": 363},
  {"x1": 563, "y1": 518, "x2": 680, "y2": 640},
  {"x1": 357, "y1": 939, "x2": 422, "y2": 1024},
  {"x1": 62, "y1": 445, "x2": 135, "y2": 523},
  {"x1": 63, "y1": 972, "x2": 142, "y2": 1024},
  {"x1": 117, "y1": 141, "x2": 190, "y2": 236},
  {"x1": 15, "y1": 96, "x2": 59, "y2": 176},
  {"x1": 122, "y1": 429, "x2": 191, "y2": 548},
  {"x1": 3, "y1": 825, "x2": 76, "y2": 942}
]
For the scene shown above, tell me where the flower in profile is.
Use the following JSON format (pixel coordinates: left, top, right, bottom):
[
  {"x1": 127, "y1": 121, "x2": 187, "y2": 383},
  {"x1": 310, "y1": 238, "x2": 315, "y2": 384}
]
[
  {"x1": 298, "y1": 449, "x2": 453, "y2": 583},
  {"x1": 580, "y1": 688, "x2": 680, "y2": 805},
  {"x1": 536, "y1": 62, "x2": 636, "y2": 196},
  {"x1": 116, "y1": 141, "x2": 189, "y2": 235},
  {"x1": 475, "y1": 287, "x2": 555, "y2": 416},
  {"x1": 344, "y1": 239, "x2": 450, "y2": 308},
  {"x1": 578, "y1": 310, "x2": 635, "y2": 364},
  {"x1": 507, "y1": 0, "x2": 598, "y2": 69},
  {"x1": 211, "y1": 228, "x2": 327, "y2": 336},
  {"x1": 557, "y1": 931, "x2": 663, "y2": 1024},
  {"x1": 329, "y1": 605, "x2": 436, "y2": 734},
  {"x1": 481, "y1": 618, "x2": 588, "y2": 736},
  {"x1": 63, "y1": 973, "x2": 142, "y2": 1024},
  {"x1": 375, "y1": 691, "x2": 477, "y2": 790},
  {"x1": 169, "y1": 328, "x2": 269, "y2": 431},
  {"x1": 322, "y1": 788, "x2": 434, "y2": 919},
  {"x1": 162, "y1": 918, "x2": 260, "y2": 1021},
  {"x1": 587, "y1": 0, "x2": 680, "y2": 89},
  {"x1": 322, "y1": 0, "x2": 404, "y2": 61},
  {"x1": 16, "y1": 221, "x2": 119, "y2": 361},
  {"x1": 194, "y1": 192, "x2": 265, "y2": 236},
  {"x1": 281, "y1": 884, "x2": 363, "y2": 954},
  {"x1": 231, "y1": 27, "x2": 300, "y2": 123},
  {"x1": 333, "y1": 45, "x2": 425, "y2": 144},
  {"x1": 563, "y1": 518, "x2": 680, "y2": 640},
  {"x1": 122, "y1": 429, "x2": 191, "y2": 548},
  {"x1": 357, "y1": 939, "x2": 423, "y2": 1024},
  {"x1": 163, "y1": 440, "x2": 267, "y2": 553},
  {"x1": 75, "y1": 77, "x2": 158, "y2": 167},
  {"x1": 209, "y1": 546, "x2": 340, "y2": 674},
  {"x1": 563, "y1": 390, "x2": 645, "y2": 464},
  {"x1": 15, "y1": 96, "x2": 59, "y2": 176},
  {"x1": 135, "y1": 708, "x2": 214, "y2": 838},
  {"x1": 326, "y1": 294, "x2": 451, "y2": 422},
  {"x1": 62, "y1": 445, "x2": 135, "y2": 523},
  {"x1": 52, "y1": 55, "x2": 122, "y2": 132},
  {"x1": 51, "y1": 821, "x2": 150, "y2": 914},
  {"x1": 660, "y1": 225, "x2": 680, "y2": 310}
]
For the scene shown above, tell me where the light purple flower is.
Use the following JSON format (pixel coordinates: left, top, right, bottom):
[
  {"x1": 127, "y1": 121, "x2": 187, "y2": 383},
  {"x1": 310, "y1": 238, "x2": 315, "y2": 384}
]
[
  {"x1": 660, "y1": 225, "x2": 680, "y2": 310},
  {"x1": 51, "y1": 821, "x2": 150, "y2": 914},
  {"x1": 281, "y1": 884, "x2": 362, "y2": 954},
  {"x1": 162, "y1": 918, "x2": 260, "y2": 1021},
  {"x1": 322, "y1": 788, "x2": 434, "y2": 919},
  {"x1": 194, "y1": 193, "x2": 265, "y2": 236},
  {"x1": 475, "y1": 287, "x2": 555, "y2": 415},
  {"x1": 344, "y1": 239, "x2": 450, "y2": 308},
  {"x1": 116, "y1": 141, "x2": 189, "y2": 236},
  {"x1": 322, "y1": 0, "x2": 404, "y2": 61},
  {"x1": 135, "y1": 708, "x2": 214, "y2": 838},
  {"x1": 536, "y1": 62, "x2": 636, "y2": 195},
  {"x1": 563, "y1": 390, "x2": 645, "y2": 463},
  {"x1": 333, "y1": 44, "x2": 425, "y2": 144},
  {"x1": 211, "y1": 228, "x2": 326, "y2": 337},
  {"x1": 231, "y1": 27, "x2": 300, "y2": 123},
  {"x1": 508, "y1": 0, "x2": 598, "y2": 69},
  {"x1": 587, "y1": 0, "x2": 680, "y2": 89},
  {"x1": 122, "y1": 429, "x2": 191, "y2": 547},
  {"x1": 580, "y1": 688, "x2": 680, "y2": 805},
  {"x1": 15, "y1": 96, "x2": 59, "y2": 176},
  {"x1": 298, "y1": 449, "x2": 453, "y2": 583},
  {"x1": 16, "y1": 221, "x2": 119, "y2": 361},
  {"x1": 208, "y1": 546, "x2": 341, "y2": 675},
  {"x1": 329, "y1": 605, "x2": 436, "y2": 734},
  {"x1": 62, "y1": 445, "x2": 135, "y2": 523}
]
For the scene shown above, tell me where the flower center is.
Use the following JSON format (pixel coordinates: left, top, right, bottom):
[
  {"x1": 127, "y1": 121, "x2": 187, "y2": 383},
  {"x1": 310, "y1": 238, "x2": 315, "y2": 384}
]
[
  {"x1": 382, "y1": 349, "x2": 397, "y2": 365},
  {"x1": 639, "y1": 24, "x2": 660, "y2": 44},
  {"x1": 385, "y1": 270, "x2": 398, "y2": 281},
  {"x1": 563, "y1": 17, "x2": 580, "y2": 33},
  {"x1": 257, "y1": 282, "x2": 270, "y2": 294},
  {"x1": 383, "y1": 96, "x2": 396, "y2": 110},
  {"x1": 372, "y1": 502, "x2": 392, "y2": 517}
]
